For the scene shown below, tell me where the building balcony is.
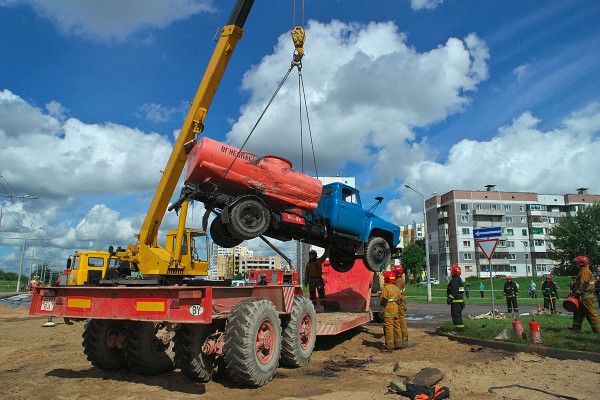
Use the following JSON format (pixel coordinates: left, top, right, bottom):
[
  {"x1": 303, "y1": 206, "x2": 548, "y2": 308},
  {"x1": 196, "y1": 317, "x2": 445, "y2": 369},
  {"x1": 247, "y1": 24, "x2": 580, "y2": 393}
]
[
  {"x1": 472, "y1": 209, "x2": 506, "y2": 216},
  {"x1": 437, "y1": 211, "x2": 448, "y2": 219}
]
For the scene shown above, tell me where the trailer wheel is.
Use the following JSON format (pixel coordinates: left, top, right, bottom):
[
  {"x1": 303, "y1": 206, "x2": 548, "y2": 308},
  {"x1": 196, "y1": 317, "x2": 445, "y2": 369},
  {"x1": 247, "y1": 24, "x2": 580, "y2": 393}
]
[
  {"x1": 123, "y1": 321, "x2": 177, "y2": 375},
  {"x1": 175, "y1": 323, "x2": 225, "y2": 382},
  {"x1": 229, "y1": 199, "x2": 271, "y2": 240},
  {"x1": 210, "y1": 215, "x2": 243, "y2": 248},
  {"x1": 329, "y1": 249, "x2": 355, "y2": 273},
  {"x1": 224, "y1": 298, "x2": 281, "y2": 387},
  {"x1": 82, "y1": 319, "x2": 128, "y2": 371},
  {"x1": 280, "y1": 296, "x2": 316, "y2": 367},
  {"x1": 363, "y1": 237, "x2": 391, "y2": 272}
]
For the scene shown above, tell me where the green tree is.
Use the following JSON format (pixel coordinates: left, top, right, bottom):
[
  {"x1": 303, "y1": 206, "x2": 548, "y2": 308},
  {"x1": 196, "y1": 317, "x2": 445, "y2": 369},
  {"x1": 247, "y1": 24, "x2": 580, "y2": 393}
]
[
  {"x1": 548, "y1": 202, "x2": 600, "y2": 275},
  {"x1": 401, "y1": 242, "x2": 424, "y2": 282}
]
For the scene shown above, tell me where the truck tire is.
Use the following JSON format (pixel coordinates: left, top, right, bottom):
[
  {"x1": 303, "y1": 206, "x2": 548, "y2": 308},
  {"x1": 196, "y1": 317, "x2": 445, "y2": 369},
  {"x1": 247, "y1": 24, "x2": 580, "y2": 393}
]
[
  {"x1": 280, "y1": 296, "x2": 316, "y2": 367},
  {"x1": 210, "y1": 215, "x2": 243, "y2": 248},
  {"x1": 229, "y1": 198, "x2": 271, "y2": 240},
  {"x1": 175, "y1": 323, "x2": 226, "y2": 382},
  {"x1": 329, "y1": 249, "x2": 355, "y2": 273},
  {"x1": 363, "y1": 237, "x2": 391, "y2": 272},
  {"x1": 123, "y1": 321, "x2": 177, "y2": 375},
  {"x1": 224, "y1": 298, "x2": 281, "y2": 387},
  {"x1": 82, "y1": 319, "x2": 128, "y2": 371}
]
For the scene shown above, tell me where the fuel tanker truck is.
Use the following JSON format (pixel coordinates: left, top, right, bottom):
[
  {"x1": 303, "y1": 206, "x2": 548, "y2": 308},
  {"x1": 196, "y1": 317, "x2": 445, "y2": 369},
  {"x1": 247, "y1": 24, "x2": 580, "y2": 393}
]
[{"x1": 28, "y1": 0, "x2": 392, "y2": 389}]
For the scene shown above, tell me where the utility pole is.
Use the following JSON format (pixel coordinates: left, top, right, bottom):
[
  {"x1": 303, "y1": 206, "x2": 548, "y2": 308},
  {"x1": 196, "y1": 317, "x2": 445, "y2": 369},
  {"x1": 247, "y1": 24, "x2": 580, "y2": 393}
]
[{"x1": 405, "y1": 184, "x2": 432, "y2": 302}]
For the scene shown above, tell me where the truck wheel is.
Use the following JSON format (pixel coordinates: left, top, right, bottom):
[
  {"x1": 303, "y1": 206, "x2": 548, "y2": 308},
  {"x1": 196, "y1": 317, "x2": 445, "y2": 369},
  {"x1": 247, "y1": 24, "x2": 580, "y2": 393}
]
[
  {"x1": 224, "y1": 298, "x2": 281, "y2": 387},
  {"x1": 210, "y1": 215, "x2": 243, "y2": 248},
  {"x1": 280, "y1": 296, "x2": 316, "y2": 367},
  {"x1": 123, "y1": 321, "x2": 177, "y2": 375},
  {"x1": 175, "y1": 323, "x2": 226, "y2": 382},
  {"x1": 229, "y1": 199, "x2": 271, "y2": 240},
  {"x1": 82, "y1": 319, "x2": 128, "y2": 370},
  {"x1": 363, "y1": 237, "x2": 391, "y2": 272},
  {"x1": 329, "y1": 249, "x2": 355, "y2": 273}
]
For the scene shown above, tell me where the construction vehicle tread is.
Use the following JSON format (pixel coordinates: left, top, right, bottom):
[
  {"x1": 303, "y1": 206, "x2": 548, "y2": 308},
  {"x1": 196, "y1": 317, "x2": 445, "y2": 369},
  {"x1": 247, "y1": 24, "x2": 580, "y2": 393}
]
[
  {"x1": 280, "y1": 296, "x2": 316, "y2": 367},
  {"x1": 123, "y1": 321, "x2": 176, "y2": 375},
  {"x1": 175, "y1": 323, "x2": 225, "y2": 382},
  {"x1": 224, "y1": 298, "x2": 281, "y2": 387},
  {"x1": 82, "y1": 319, "x2": 127, "y2": 371}
]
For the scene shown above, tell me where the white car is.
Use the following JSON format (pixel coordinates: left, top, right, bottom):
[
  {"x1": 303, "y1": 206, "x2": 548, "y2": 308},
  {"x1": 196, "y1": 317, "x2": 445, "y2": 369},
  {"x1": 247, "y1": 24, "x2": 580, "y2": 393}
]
[{"x1": 419, "y1": 278, "x2": 440, "y2": 285}]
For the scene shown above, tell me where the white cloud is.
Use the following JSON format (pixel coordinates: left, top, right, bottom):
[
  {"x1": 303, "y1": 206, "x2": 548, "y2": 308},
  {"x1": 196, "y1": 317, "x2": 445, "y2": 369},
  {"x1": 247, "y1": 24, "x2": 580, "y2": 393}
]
[
  {"x1": 226, "y1": 20, "x2": 489, "y2": 188},
  {"x1": 410, "y1": 0, "x2": 443, "y2": 11},
  {"x1": 137, "y1": 103, "x2": 180, "y2": 123},
  {"x1": 513, "y1": 64, "x2": 529, "y2": 81},
  {"x1": 0, "y1": 89, "x2": 173, "y2": 197},
  {"x1": 0, "y1": 0, "x2": 214, "y2": 41}
]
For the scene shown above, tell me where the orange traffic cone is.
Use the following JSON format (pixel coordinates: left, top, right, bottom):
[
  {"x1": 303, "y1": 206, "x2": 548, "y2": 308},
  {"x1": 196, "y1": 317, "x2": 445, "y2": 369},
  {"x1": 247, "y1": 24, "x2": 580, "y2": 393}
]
[{"x1": 536, "y1": 304, "x2": 543, "y2": 316}]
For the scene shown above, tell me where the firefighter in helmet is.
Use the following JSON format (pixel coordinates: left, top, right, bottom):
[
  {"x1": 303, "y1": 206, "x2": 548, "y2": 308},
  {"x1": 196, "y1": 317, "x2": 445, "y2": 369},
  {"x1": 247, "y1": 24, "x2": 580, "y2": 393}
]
[
  {"x1": 303, "y1": 247, "x2": 330, "y2": 308},
  {"x1": 380, "y1": 271, "x2": 403, "y2": 350},
  {"x1": 541, "y1": 275, "x2": 558, "y2": 313},
  {"x1": 503, "y1": 276, "x2": 519, "y2": 315},
  {"x1": 570, "y1": 256, "x2": 600, "y2": 333},
  {"x1": 393, "y1": 265, "x2": 409, "y2": 347},
  {"x1": 447, "y1": 265, "x2": 465, "y2": 332}
]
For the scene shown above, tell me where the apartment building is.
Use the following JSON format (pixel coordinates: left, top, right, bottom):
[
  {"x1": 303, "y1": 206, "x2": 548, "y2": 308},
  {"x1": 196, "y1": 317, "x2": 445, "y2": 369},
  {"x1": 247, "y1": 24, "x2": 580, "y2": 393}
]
[
  {"x1": 399, "y1": 222, "x2": 425, "y2": 248},
  {"x1": 427, "y1": 186, "x2": 600, "y2": 279}
]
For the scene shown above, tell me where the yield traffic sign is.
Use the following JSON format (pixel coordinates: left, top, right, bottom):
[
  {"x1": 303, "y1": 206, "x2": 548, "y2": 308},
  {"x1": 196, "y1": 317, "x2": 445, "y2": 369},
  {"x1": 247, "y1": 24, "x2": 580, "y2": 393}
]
[
  {"x1": 476, "y1": 239, "x2": 499, "y2": 261},
  {"x1": 473, "y1": 226, "x2": 502, "y2": 239}
]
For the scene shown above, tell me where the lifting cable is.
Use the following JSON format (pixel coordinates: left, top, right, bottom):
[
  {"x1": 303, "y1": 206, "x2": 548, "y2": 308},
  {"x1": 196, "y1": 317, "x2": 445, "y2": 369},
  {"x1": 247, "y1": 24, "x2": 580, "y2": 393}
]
[{"x1": 214, "y1": 0, "x2": 319, "y2": 193}]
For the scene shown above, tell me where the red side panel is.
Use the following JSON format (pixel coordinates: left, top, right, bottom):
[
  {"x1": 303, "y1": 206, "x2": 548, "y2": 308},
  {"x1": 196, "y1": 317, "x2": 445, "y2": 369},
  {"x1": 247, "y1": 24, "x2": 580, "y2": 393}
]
[
  {"x1": 184, "y1": 137, "x2": 322, "y2": 215},
  {"x1": 322, "y1": 260, "x2": 373, "y2": 312}
]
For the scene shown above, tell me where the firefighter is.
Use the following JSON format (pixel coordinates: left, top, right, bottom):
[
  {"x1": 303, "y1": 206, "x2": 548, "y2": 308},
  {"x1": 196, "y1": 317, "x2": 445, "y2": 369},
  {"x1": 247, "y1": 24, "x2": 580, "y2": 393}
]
[
  {"x1": 570, "y1": 256, "x2": 600, "y2": 333},
  {"x1": 303, "y1": 248, "x2": 330, "y2": 308},
  {"x1": 380, "y1": 271, "x2": 403, "y2": 350},
  {"x1": 503, "y1": 276, "x2": 519, "y2": 315},
  {"x1": 257, "y1": 275, "x2": 268, "y2": 286},
  {"x1": 541, "y1": 275, "x2": 558, "y2": 313},
  {"x1": 393, "y1": 265, "x2": 408, "y2": 347},
  {"x1": 447, "y1": 265, "x2": 465, "y2": 332}
]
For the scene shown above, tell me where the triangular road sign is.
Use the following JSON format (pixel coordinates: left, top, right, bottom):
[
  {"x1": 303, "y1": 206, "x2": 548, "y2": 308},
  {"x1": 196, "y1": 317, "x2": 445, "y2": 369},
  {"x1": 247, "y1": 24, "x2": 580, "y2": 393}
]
[{"x1": 476, "y1": 239, "x2": 499, "y2": 261}]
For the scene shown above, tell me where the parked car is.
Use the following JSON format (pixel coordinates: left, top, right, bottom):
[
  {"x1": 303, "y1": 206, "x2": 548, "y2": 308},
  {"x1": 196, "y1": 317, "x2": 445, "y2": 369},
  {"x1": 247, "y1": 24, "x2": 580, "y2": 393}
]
[{"x1": 419, "y1": 278, "x2": 440, "y2": 285}]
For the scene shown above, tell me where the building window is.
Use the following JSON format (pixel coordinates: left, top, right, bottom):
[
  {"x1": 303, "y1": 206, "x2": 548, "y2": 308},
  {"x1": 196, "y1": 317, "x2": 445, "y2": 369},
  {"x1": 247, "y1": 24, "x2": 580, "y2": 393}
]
[
  {"x1": 491, "y1": 204, "x2": 498, "y2": 210},
  {"x1": 506, "y1": 216, "x2": 513, "y2": 223},
  {"x1": 520, "y1": 206, "x2": 525, "y2": 212},
  {"x1": 464, "y1": 253, "x2": 472, "y2": 260},
  {"x1": 522, "y1": 229, "x2": 528, "y2": 236},
  {"x1": 509, "y1": 254, "x2": 516, "y2": 260},
  {"x1": 460, "y1": 204, "x2": 468, "y2": 211},
  {"x1": 498, "y1": 240, "x2": 506, "y2": 247},
  {"x1": 476, "y1": 204, "x2": 483, "y2": 210},
  {"x1": 531, "y1": 227, "x2": 544, "y2": 235},
  {"x1": 521, "y1": 217, "x2": 526, "y2": 223},
  {"x1": 462, "y1": 227, "x2": 470, "y2": 234},
  {"x1": 461, "y1": 216, "x2": 469, "y2": 223},
  {"x1": 463, "y1": 240, "x2": 471, "y2": 247},
  {"x1": 525, "y1": 254, "x2": 530, "y2": 260},
  {"x1": 507, "y1": 229, "x2": 514, "y2": 236},
  {"x1": 508, "y1": 241, "x2": 515, "y2": 247},
  {"x1": 522, "y1": 241, "x2": 528, "y2": 247},
  {"x1": 504, "y1": 205, "x2": 512, "y2": 211},
  {"x1": 533, "y1": 239, "x2": 544, "y2": 246}
]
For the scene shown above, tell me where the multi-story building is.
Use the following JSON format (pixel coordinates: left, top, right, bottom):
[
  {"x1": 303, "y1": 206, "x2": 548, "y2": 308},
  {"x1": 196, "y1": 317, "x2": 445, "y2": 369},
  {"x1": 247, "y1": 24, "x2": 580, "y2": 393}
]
[
  {"x1": 399, "y1": 222, "x2": 425, "y2": 248},
  {"x1": 427, "y1": 186, "x2": 600, "y2": 279}
]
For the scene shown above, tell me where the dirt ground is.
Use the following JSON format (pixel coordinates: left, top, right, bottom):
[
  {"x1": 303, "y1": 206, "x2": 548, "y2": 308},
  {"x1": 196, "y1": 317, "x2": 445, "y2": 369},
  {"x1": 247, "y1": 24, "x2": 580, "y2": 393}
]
[{"x1": 1, "y1": 305, "x2": 598, "y2": 400}]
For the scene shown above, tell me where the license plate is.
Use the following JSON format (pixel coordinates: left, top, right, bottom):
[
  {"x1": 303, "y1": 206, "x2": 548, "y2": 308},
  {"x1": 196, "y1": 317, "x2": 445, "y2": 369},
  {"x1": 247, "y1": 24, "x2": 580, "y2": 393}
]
[{"x1": 41, "y1": 297, "x2": 55, "y2": 312}]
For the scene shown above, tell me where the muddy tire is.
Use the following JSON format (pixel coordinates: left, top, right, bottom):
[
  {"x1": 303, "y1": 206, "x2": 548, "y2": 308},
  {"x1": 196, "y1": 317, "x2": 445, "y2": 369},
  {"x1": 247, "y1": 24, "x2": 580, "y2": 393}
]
[
  {"x1": 82, "y1": 319, "x2": 128, "y2": 371},
  {"x1": 329, "y1": 249, "x2": 355, "y2": 273},
  {"x1": 123, "y1": 321, "x2": 177, "y2": 375},
  {"x1": 210, "y1": 215, "x2": 243, "y2": 248},
  {"x1": 224, "y1": 298, "x2": 281, "y2": 387},
  {"x1": 229, "y1": 198, "x2": 271, "y2": 240},
  {"x1": 280, "y1": 296, "x2": 316, "y2": 367},
  {"x1": 363, "y1": 237, "x2": 391, "y2": 272},
  {"x1": 175, "y1": 323, "x2": 226, "y2": 382}
]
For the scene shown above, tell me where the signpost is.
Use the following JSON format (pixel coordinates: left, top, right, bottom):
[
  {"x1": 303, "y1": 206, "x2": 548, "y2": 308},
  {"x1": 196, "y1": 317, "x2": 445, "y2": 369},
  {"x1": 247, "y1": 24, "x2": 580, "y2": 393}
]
[{"x1": 474, "y1": 227, "x2": 502, "y2": 318}]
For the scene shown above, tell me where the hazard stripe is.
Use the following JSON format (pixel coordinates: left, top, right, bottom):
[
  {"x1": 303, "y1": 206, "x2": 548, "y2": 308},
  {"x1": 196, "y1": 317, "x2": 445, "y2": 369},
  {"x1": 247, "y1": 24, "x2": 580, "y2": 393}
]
[
  {"x1": 283, "y1": 286, "x2": 295, "y2": 313},
  {"x1": 66, "y1": 296, "x2": 92, "y2": 311},
  {"x1": 135, "y1": 299, "x2": 166, "y2": 313}
]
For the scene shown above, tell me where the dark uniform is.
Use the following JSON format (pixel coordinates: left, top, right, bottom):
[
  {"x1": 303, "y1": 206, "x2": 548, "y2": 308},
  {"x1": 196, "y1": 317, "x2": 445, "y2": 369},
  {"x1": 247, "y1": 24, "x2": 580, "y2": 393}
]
[
  {"x1": 571, "y1": 266, "x2": 600, "y2": 333},
  {"x1": 394, "y1": 275, "x2": 408, "y2": 346},
  {"x1": 595, "y1": 276, "x2": 600, "y2": 304},
  {"x1": 541, "y1": 278, "x2": 558, "y2": 313},
  {"x1": 447, "y1": 275, "x2": 465, "y2": 332},
  {"x1": 380, "y1": 281, "x2": 404, "y2": 349},
  {"x1": 503, "y1": 279, "x2": 519, "y2": 314},
  {"x1": 304, "y1": 249, "x2": 329, "y2": 307}
]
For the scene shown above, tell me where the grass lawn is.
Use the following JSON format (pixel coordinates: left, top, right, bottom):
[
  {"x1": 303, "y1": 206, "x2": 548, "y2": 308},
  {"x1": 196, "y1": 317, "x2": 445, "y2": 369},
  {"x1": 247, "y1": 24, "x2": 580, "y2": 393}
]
[{"x1": 439, "y1": 314, "x2": 600, "y2": 353}]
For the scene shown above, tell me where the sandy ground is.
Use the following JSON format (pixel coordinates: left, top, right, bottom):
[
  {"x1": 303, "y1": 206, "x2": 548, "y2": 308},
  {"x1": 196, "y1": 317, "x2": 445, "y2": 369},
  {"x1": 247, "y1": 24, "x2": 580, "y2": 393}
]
[{"x1": 1, "y1": 304, "x2": 598, "y2": 400}]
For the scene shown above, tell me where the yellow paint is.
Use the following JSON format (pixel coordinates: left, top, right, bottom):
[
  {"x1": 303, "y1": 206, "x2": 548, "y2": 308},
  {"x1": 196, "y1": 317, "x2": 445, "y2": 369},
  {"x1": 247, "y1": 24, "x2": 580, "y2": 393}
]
[
  {"x1": 68, "y1": 298, "x2": 91, "y2": 309},
  {"x1": 136, "y1": 301, "x2": 165, "y2": 312}
]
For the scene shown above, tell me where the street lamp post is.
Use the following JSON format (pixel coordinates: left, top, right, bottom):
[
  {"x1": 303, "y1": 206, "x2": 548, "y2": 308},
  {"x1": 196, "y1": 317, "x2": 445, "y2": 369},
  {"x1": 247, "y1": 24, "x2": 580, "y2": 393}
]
[{"x1": 405, "y1": 184, "x2": 431, "y2": 302}]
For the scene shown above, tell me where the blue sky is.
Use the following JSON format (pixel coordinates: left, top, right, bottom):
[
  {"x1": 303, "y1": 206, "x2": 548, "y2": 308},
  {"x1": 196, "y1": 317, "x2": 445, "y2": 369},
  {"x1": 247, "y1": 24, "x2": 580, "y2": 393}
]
[{"x1": 1, "y1": 0, "x2": 599, "y2": 274}]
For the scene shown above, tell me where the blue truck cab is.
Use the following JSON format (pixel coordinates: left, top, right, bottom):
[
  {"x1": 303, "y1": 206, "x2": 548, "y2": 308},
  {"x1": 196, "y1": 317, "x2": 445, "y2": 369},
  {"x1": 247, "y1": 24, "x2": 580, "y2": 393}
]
[{"x1": 307, "y1": 182, "x2": 401, "y2": 272}]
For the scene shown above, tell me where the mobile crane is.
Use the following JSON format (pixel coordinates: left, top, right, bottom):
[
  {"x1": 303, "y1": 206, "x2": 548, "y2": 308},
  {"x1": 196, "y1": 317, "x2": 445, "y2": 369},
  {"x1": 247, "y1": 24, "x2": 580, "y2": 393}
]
[{"x1": 29, "y1": 0, "x2": 376, "y2": 388}]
